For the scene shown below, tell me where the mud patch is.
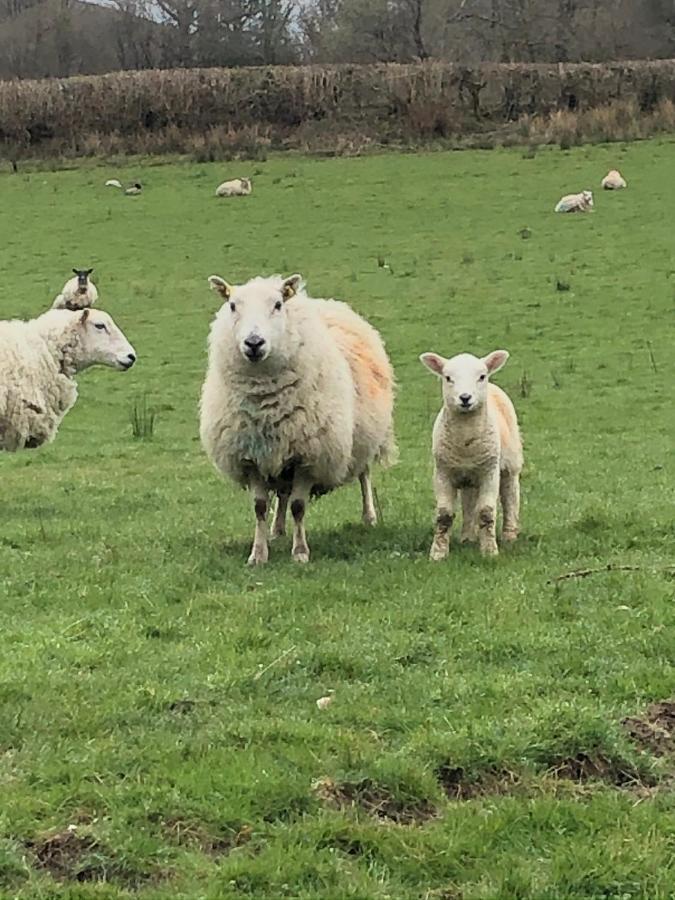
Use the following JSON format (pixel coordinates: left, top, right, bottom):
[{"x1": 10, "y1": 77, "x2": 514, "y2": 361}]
[
  {"x1": 545, "y1": 752, "x2": 650, "y2": 787},
  {"x1": 436, "y1": 764, "x2": 520, "y2": 800},
  {"x1": 26, "y1": 827, "x2": 148, "y2": 886},
  {"x1": 623, "y1": 701, "x2": 675, "y2": 757},
  {"x1": 163, "y1": 818, "x2": 252, "y2": 857},
  {"x1": 312, "y1": 777, "x2": 437, "y2": 825}
]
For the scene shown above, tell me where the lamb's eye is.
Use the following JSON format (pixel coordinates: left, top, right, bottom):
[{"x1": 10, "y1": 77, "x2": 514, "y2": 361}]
[
  {"x1": 478, "y1": 374, "x2": 486, "y2": 382},
  {"x1": 229, "y1": 302, "x2": 236, "y2": 313},
  {"x1": 274, "y1": 300, "x2": 283, "y2": 311},
  {"x1": 94, "y1": 322, "x2": 106, "y2": 331},
  {"x1": 445, "y1": 376, "x2": 452, "y2": 383}
]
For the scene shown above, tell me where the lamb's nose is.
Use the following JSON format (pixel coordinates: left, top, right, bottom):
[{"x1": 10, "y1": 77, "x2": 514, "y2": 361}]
[
  {"x1": 244, "y1": 335, "x2": 265, "y2": 351},
  {"x1": 459, "y1": 393, "x2": 472, "y2": 406}
]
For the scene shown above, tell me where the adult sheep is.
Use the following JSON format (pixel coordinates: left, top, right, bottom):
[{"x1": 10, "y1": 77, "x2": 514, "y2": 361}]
[
  {"x1": 200, "y1": 274, "x2": 396, "y2": 565},
  {"x1": 0, "y1": 308, "x2": 136, "y2": 453},
  {"x1": 52, "y1": 269, "x2": 98, "y2": 311},
  {"x1": 215, "y1": 178, "x2": 252, "y2": 198}
]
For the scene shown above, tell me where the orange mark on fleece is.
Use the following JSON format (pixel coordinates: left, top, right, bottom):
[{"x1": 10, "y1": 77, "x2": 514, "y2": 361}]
[
  {"x1": 488, "y1": 388, "x2": 515, "y2": 449},
  {"x1": 323, "y1": 317, "x2": 392, "y2": 400}
]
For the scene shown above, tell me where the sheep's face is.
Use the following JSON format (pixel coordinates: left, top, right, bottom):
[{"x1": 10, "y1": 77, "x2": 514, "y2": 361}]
[
  {"x1": 79, "y1": 309, "x2": 136, "y2": 371},
  {"x1": 420, "y1": 350, "x2": 509, "y2": 414},
  {"x1": 582, "y1": 190, "x2": 594, "y2": 208},
  {"x1": 209, "y1": 274, "x2": 302, "y2": 366},
  {"x1": 73, "y1": 268, "x2": 93, "y2": 294}
]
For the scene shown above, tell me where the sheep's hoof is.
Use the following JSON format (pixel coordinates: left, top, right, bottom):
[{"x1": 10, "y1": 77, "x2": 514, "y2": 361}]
[
  {"x1": 292, "y1": 546, "x2": 310, "y2": 564},
  {"x1": 502, "y1": 530, "x2": 519, "y2": 544},
  {"x1": 247, "y1": 548, "x2": 268, "y2": 566},
  {"x1": 270, "y1": 526, "x2": 286, "y2": 541},
  {"x1": 460, "y1": 533, "x2": 477, "y2": 544},
  {"x1": 480, "y1": 544, "x2": 499, "y2": 558},
  {"x1": 362, "y1": 512, "x2": 377, "y2": 527},
  {"x1": 429, "y1": 543, "x2": 449, "y2": 562}
]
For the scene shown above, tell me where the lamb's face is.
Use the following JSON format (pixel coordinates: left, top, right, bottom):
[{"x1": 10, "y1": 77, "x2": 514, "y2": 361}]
[
  {"x1": 209, "y1": 274, "x2": 302, "y2": 366},
  {"x1": 582, "y1": 190, "x2": 594, "y2": 208},
  {"x1": 420, "y1": 350, "x2": 509, "y2": 413},
  {"x1": 79, "y1": 309, "x2": 136, "y2": 371},
  {"x1": 74, "y1": 268, "x2": 93, "y2": 294}
]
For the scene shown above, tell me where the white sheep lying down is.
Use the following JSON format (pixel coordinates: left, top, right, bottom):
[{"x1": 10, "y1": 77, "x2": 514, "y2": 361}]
[
  {"x1": 554, "y1": 190, "x2": 594, "y2": 213},
  {"x1": 601, "y1": 169, "x2": 627, "y2": 190},
  {"x1": 420, "y1": 350, "x2": 523, "y2": 559},
  {"x1": 0, "y1": 308, "x2": 136, "y2": 453},
  {"x1": 200, "y1": 274, "x2": 397, "y2": 565},
  {"x1": 52, "y1": 269, "x2": 99, "y2": 311},
  {"x1": 215, "y1": 177, "x2": 252, "y2": 197}
]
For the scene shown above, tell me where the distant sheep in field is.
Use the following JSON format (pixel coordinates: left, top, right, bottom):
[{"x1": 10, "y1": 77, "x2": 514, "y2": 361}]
[
  {"x1": 0, "y1": 308, "x2": 136, "y2": 453},
  {"x1": 125, "y1": 183, "x2": 142, "y2": 196},
  {"x1": 200, "y1": 274, "x2": 396, "y2": 565},
  {"x1": 602, "y1": 169, "x2": 627, "y2": 190},
  {"x1": 554, "y1": 190, "x2": 594, "y2": 213},
  {"x1": 105, "y1": 179, "x2": 122, "y2": 188},
  {"x1": 420, "y1": 350, "x2": 523, "y2": 559},
  {"x1": 52, "y1": 269, "x2": 98, "y2": 311},
  {"x1": 215, "y1": 177, "x2": 252, "y2": 198}
]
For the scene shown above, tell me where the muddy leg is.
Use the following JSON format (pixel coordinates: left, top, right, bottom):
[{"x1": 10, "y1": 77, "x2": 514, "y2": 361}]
[
  {"x1": 247, "y1": 474, "x2": 270, "y2": 566},
  {"x1": 430, "y1": 469, "x2": 457, "y2": 561},
  {"x1": 271, "y1": 492, "x2": 289, "y2": 539},
  {"x1": 289, "y1": 475, "x2": 312, "y2": 563},
  {"x1": 477, "y1": 469, "x2": 500, "y2": 557},
  {"x1": 500, "y1": 470, "x2": 520, "y2": 543},
  {"x1": 460, "y1": 487, "x2": 478, "y2": 543},
  {"x1": 359, "y1": 469, "x2": 377, "y2": 526}
]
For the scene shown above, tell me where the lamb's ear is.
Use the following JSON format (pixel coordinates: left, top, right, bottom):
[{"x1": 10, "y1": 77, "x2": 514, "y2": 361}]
[
  {"x1": 419, "y1": 352, "x2": 446, "y2": 377},
  {"x1": 208, "y1": 275, "x2": 232, "y2": 300},
  {"x1": 482, "y1": 350, "x2": 509, "y2": 374},
  {"x1": 282, "y1": 274, "x2": 303, "y2": 301},
  {"x1": 80, "y1": 308, "x2": 90, "y2": 325}
]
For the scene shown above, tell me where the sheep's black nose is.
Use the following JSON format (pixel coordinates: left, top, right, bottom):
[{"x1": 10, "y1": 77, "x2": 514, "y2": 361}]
[
  {"x1": 459, "y1": 393, "x2": 472, "y2": 406},
  {"x1": 245, "y1": 335, "x2": 265, "y2": 350},
  {"x1": 127, "y1": 353, "x2": 136, "y2": 364}
]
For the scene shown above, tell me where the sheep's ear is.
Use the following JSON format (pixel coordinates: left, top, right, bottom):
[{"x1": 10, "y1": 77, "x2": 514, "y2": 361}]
[
  {"x1": 72, "y1": 268, "x2": 79, "y2": 276},
  {"x1": 87, "y1": 268, "x2": 94, "y2": 275},
  {"x1": 419, "y1": 352, "x2": 446, "y2": 377},
  {"x1": 282, "y1": 274, "x2": 303, "y2": 301},
  {"x1": 80, "y1": 308, "x2": 90, "y2": 325},
  {"x1": 482, "y1": 350, "x2": 509, "y2": 374},
  {"x1": 208, "y1": 276, "x2": 232, "y2": 300}
]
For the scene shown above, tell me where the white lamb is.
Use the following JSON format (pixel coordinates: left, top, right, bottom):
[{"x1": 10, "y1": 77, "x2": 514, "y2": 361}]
[
  {"x1": 0, "y1": 308, "x2": 136, "y2": 453},
  {"x1": 52, "y1": 269, "x2": 99, "y2": 311},
  {"x1": 215, "y1": 177, "x2": 252, "y2": 198},
  {"x1": 420, "y1": 350, "x2": 523, "y2": 559},
  {"x1": 554, "y1": 190, "x2": 594, "y2": 213},
  {"x1": 200, "y1": 274, "x2": 396, "y2": 565},
  {"x1": 601, "y1": 169, "x2": 627, "y2": 190}
]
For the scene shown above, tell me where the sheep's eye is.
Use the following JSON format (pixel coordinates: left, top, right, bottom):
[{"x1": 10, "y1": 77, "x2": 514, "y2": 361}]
[
  {"x1": 478, "y1": 374, "x2": 486, "y2": 382},
  {"x1": 274, "y1": 300, "x2": 283, "y2": 312},
  {"x1": 229, "y1": 302, "x2": 236, "y2": 313},
  {"x1": 445, "y1": 376, "x2": 452, "y2": 383},
  {"x1": 94, "y1": 322, "x2": 106, "y2": 332}
]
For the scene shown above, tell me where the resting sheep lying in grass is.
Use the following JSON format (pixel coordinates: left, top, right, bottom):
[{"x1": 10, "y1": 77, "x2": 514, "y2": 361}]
[
  {"x1": 420, "y1": 350, "x2": 522, "y2": 559},
  {"x1": 215, "y1": 177, "x2": 252, "y2": 198},
  {"x1": 52, "y1": 269, "x2": 98, "y2": 311},
  {"x1": 554, "y1": 190, "x2": 594, "y2": 213},
  {"x1": 602, "y1": 169, "x2": 627, "y2": 190},
  {"x1": 0, "y1": 308, "x2": 136, "y2": 453},
  {"x1": 200, "y1": 274, "x2": 396, "y2": 565}
]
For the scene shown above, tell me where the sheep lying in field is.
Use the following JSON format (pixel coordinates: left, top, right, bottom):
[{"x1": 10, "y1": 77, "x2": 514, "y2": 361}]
[
  {"x1": 52, "y1": 268, "x2": 98, "y2": 311},
  {"x1": 420, "y1": 350, "x2": 522, "y2": 559},
  {"x1": 200, "y1": 274, "x2": 396, "y2": 565},
  {"x1": 0, "y1": 308, "x2": 136, "y2": 453},
  {"x1": 215, "y1": 177, "x2": 252, "y2": 198},
  {"x1": 601, "y1": 169, "x2": 627, "y2": 190},
  {"x1": 554, "y1": 190, "x2": 594, "y2": 213}
]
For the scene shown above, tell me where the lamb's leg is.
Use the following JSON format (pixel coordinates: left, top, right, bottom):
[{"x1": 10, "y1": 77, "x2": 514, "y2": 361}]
[
  {"x1": 359, "y1": 469, "x2": 377, "y2": 526},
  {"x1": 247, "y1": 474, "x2": 270, "y2": 566},
  {"x1": 271, "y1": 492, "x2": 289, "y2": 539},
  {"x1": 430, "y1": 469, "x2": 457, "y2": 561},
  {"x1": 289, "y1": 475, "x2": 313, "y2": 563},
  {"x1": 460, "y1": 487, "x2": 479, "y2": 543},
  {"x1": 476, "y1": 468, "x2": 500, "y2": 557},
  {"x1": 500, "y1": 470, "x2": 520, "y2": 543}
]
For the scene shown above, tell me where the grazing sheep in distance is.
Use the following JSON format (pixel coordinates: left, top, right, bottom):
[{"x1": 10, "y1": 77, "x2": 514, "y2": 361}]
[
  {"x1": 554, "y1": 190, "x2": 594, "y2": 213},
  {"x1": 200, "y1": 274, "x2": 396, "y2": 565},
  {"x1": 125, "y1": 183, "x2": 142, "y2": 196},
  {"x1": 420, "y1": 350, "x2": 523, "y2": 559},
  {"x1": 215, "y1": 177, "x2": 252, "y2": 198},
  {"x1": 602, "y1": 169, "x2": 627, "y2": 190},
  {"x1": 52, "y1": 269, "x2": 98, "y2": 311},
  {"x1": 105, "y1": 179, "x2": 122, "y2": 189},
  {"x1": 0, "y1": 308, "x2": 136, "y2": 453}
]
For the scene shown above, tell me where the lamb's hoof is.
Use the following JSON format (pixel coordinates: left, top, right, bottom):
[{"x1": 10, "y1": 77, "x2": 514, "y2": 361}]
[
  {"x1": 429, "y1": 544, "x2": 449, "y2": 562},
  {"x1": 362, "y1": 513, "x2": 377, "y2": 527},
  {"x1": 480, "y1": 545, "x2": 499, "y2": 558},
  {"x1": 502, "y1": 530, "x2": 519, "y2": 544},
  {"x1": 292, "y1": 546, "x2": 310, "y2": 564}
]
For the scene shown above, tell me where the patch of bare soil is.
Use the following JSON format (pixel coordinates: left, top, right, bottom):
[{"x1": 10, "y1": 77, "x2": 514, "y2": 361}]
[
  {"x1": 544, "y1": 752, "x2": 651, "y2": 787},
  {"x1": 27, "y1": 828, "x2": 112, "y2": 883},
  {"x1": 163, "y1": 817, "x2": 252, "y2": 856},
  {"x1": 623, "y1": 701, "x2": 675, "y2": 757},
  {"x1": 312, "y1": 776, "x2": 437, "y2": 825},
  {"x1": 436, "y1": 764, "x2": 521, "y2": 800}
]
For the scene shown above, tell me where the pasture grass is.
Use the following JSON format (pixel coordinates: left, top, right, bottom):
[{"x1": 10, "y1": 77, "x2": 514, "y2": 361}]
[{"x1": 0, "y1": 138, "x2": 674, "y2": 899}]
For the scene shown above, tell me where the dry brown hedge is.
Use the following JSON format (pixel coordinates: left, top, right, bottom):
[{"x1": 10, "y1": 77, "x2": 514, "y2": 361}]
[{"x1": 1, "y1": 59, "x2": 675, "y2": 158}]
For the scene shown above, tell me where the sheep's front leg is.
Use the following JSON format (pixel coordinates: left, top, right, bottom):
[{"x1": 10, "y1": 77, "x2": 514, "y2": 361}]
[
  {"x1": 460, "y1": 487, "x2": 479, "y2": 543},
  {"x1": 476, "y1": 467, "x2": 500, "y2": 557},
  {"x1": 359, "y1": 469, "x2": 377, "y2": 526},
  {"x1": 247, "y1": 474, "x2": 270, "y2": 566},
  {"x1": 500, "y1": 470, "x2": 520, "y2": 543},
  {"x1": 289, "y1": 475, "x2": 313, "y2": 563},
  {"x1": 430, "y1": 468, "x2": 457, "y2": 561},
  {"x1": 271, "y1": 492, "x2": 289, "y2": 539}
]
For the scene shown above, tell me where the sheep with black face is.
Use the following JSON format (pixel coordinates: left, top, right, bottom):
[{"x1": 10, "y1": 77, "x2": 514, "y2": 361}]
[{"x1": 52, "y1": 268, "x2": 98, "y2": 311}]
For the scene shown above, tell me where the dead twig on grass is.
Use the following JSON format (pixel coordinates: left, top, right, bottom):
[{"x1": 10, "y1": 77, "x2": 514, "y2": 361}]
[{"x1": 549, "y1": 564, "x2": 675, "y2": 584}]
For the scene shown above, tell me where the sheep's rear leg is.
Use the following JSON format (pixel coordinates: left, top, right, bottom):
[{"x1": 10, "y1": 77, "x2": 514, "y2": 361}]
[
  {"x1": 289, "y1": 476, "x2": 312, "y2": 563},
  {"x1": 460, "y1": 487, "x2": 478, "y2": 543},
  {"x1": 430, "y1": 469, "x2": 457, "y2": 561},
  {"x1": 359, "y1": 469, "x2": 377, "y2": 526},
  {"x1": 271, "y1": 492, "x2": 289, "y2": 539},
  {"x1": 247, "y1": 475, "x2": 270, "y2": 566},
  {"x1": 500, "y1": 470, "x2": 520, "y2": 543},
  {"x1": 476, "y1": 468, "x2": 500, "y2": 557}
]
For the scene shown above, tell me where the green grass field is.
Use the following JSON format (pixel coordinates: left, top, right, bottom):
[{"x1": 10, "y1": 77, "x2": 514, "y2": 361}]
[{"x1": 1, "y1": 138, "x2": 674, "y2": 900}]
